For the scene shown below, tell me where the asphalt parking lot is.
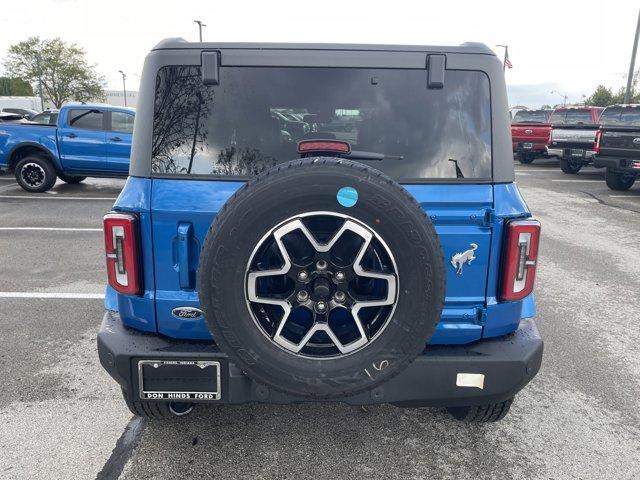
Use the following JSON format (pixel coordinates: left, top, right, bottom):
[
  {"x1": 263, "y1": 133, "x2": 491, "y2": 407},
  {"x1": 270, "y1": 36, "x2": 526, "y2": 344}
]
[{"x1": 0, "y1": 160, "x2": 639, "y2": 480}]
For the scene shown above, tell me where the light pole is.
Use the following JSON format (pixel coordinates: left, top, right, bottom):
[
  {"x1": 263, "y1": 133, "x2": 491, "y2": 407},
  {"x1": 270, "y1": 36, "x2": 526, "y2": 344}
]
[
  {"x1": 551, "y1": 90, "x2": 568, "y2": 107},
  {"x1": 194, "y1": 20, "x2": 206, "y2": 42},
  {"x1": 624, "y1": 9, "x2": 640, "y2": 104},
  {"x1": 118, "y1": 70, "x2": 127, "y2": 107}
]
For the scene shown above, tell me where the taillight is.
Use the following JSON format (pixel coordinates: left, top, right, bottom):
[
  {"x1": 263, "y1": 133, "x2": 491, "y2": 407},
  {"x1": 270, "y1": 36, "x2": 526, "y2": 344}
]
[
  {"x1": 593, "y1": 129, "x2": 602, "y2": 154},
  {"x1": 103, "y1": 212, "x2": 141, "y2": 295},
  {"x1": 297, "y1": 140, "x2": 351, "y2": 155},
  {"x1": 500, "y1": 219, "x2": 541, "y2": 302}
]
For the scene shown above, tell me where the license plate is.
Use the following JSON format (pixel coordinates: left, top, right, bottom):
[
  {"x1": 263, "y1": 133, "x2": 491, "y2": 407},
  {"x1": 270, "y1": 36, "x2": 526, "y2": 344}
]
[
  {"x1": 522, "y1": 143, "x2": 533, "y2": 149},
  {"x1": 570, "y1": 149, "x2": 584, "y2": 157},
  {"x1": 138, "y1": 360, "x2": 221, "y2": 401}
]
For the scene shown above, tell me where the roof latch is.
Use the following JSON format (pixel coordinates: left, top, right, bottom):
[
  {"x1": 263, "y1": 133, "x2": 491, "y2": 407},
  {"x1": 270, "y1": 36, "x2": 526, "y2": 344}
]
[
  {"x1": 427, "y1": 54, "x2": 446, "y2": 89},
  {"x1": 201, "y1": 51, "x2": 220, "y2": 85}
]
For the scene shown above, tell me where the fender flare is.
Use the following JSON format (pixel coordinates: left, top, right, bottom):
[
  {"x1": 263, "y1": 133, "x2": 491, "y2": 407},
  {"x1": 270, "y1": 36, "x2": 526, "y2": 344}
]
[{"x1": 7, "y1": 141, "x2": 62, "y2": 172}]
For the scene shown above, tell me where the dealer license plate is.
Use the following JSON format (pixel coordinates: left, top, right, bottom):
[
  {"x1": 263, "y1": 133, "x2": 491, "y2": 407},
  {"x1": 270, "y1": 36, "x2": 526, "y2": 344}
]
[
  {"x1": 570, "y1": 149, "x2": 584, "y2": 157},
  {"x1": 522, "y1": 142, "x2": 533, "y2": 149},
  {"x1": 138, "y1": 360, "x2": 221, "y2": 401}
]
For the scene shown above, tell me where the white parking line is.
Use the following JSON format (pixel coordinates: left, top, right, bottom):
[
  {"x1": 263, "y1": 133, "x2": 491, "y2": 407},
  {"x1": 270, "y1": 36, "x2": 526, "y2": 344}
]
[
  {"x1": 0, "y1": 227, "x2": 102, "y2": 232},
  {"x1": 514, "y1": 168, "x2": 559, "y2": 172},
  {"x1": 0, "y1": 195, "x2": 117, "y2": 200},
  {"x1": 0, "y1": 292, "x2": 104, "y2": 299},
  {"x1": 609, "y1": 195, "x2": 640, "y2": 198},
  {"x1": 550, "y1": 179, "x2": 602, "y2": 183}
]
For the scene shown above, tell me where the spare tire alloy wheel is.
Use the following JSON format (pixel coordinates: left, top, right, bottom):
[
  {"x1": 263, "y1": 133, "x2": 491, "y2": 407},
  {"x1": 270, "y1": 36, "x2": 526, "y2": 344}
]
[
  {"x1": 246, "y1": 211, "x2": 398, "y2": 357},
  {"x1": 199, "y1": 159, "x2": 445, "y2": 399}
]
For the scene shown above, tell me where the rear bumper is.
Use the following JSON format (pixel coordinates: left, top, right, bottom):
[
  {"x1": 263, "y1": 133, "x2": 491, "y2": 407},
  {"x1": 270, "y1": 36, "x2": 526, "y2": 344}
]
[
  {"x1": 547, "y1": 147, "x2": 596, "y2": 161},
  {"x1": 593, "y1": 155, "x2": 640, "y2": 174},
  {"x1": 97, "y1": 311, "x2": 543, "y2": 407},
  {"x1": 512, "y1": 141, "x2": 548, "y2": 153}
]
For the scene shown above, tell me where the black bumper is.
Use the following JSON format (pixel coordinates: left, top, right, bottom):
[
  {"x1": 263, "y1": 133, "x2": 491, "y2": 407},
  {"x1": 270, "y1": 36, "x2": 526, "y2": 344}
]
[
  {"x1": 593, "y1": 155, "x2": 640, "y2": 174},
  {"x1": 97, "y1": 311, "x2": 543, "y2": 407}
]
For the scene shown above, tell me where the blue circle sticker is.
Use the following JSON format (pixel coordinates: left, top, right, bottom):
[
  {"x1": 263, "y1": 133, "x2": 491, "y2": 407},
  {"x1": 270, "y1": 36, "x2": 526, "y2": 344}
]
[{"x1": 337, "y1": 186, "x2": 358, "y2": 208}]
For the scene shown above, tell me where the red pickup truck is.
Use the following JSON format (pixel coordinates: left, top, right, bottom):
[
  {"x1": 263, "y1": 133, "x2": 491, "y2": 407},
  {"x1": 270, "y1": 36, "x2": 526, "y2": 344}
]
[{"x1": 511, "y1": 109, "x2": 553, "y2": 164}]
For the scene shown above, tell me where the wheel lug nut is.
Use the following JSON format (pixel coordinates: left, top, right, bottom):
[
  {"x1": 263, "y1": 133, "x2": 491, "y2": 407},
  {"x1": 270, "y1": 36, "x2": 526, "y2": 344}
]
[
  {"x1": 297, "y1": 271, "x2": 309, "y2": 281},
  {"x1": 335, "y1": 271, "x2": 345, "y2": 282},
  {"x1": 333, "y1": 291, "x2": 346, "y2": 303},
  {"x1": 316, "y1": 260, "x2": 327, "y2": 271},
  {"x1": 296, "y1": 290, "x2": 309, "y2": 303},
  {"x1": 315, "y1": 301, "x2": 327, "y2": 313}
]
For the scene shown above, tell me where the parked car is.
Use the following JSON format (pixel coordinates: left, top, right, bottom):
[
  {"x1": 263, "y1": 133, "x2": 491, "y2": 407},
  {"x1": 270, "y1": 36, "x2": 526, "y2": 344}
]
[
  {"x1": 1, "y1": 107, "x2": 38, "y2": 119},
  {"x1": 0, "y1": 112, "x2": 27, "y2": 123},
  {"x1": 0, "y1": 103, "x2": 134, "y2": 192},
  {"x1": 511, "y1": 109, "x2": 553, "y2": 164},
  {"x1": 98, "y1": 39, "x2": 542, "y2": 423},
  {"x1": 547, "y1": 106, "x2": 603, "y2": 174},
  {"x1": 593, "y1": 104, "x2": 640, "y2": 190},
  {"x1": 29, "y1": 109, "x2": 59, "y2": 125}
]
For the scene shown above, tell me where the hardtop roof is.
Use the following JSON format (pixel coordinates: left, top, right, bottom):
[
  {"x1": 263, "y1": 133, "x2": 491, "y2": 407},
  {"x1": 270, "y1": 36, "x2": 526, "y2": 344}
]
[{"x1": 152, "y1": 38, "x2": 495, "y2": 56}]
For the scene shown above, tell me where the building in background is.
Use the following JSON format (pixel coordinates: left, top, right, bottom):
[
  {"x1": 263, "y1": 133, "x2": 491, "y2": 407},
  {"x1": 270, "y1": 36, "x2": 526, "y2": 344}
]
[
  {"x1": 104, "y1": 90, "x2": 138, "y2": 107},
  {"x1": 0, "y1": 91, "x2": 139, "y2": 112},
  {"x1": 0, "y1": 96, "x2": 42, "y2": 111}
]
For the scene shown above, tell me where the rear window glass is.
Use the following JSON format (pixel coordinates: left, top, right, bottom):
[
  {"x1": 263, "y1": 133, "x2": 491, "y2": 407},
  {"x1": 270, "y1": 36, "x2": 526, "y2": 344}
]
[
  {"x1": 512, "y1": 111, "x2": 549, "y2": 123},
  {"x1": 68, "y1": 109, "x2": 103, "y2": 130},
  {"x1": 550, "y1": 110, "x2": 594, "y2": 125},
  {"x1": 151, "y1": 66, "x2": 492, "y2": 181},
  {"x1": 599, "y1": 107, "x2": 640, "y2": 126}
]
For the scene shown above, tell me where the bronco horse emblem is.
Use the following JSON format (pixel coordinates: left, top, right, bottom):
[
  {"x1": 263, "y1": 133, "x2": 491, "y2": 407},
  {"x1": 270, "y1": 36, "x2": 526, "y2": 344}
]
[{"x1": 451, "y1": 243, "x2": 478, "y2": 275}]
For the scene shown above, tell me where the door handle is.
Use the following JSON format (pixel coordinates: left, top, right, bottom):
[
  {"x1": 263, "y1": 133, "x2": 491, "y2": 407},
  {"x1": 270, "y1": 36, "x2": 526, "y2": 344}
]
[
  {"x1": 65, "y1": 133, "x2": 77, "y2": 139},
  {"x1": 110, "y1": 136, "x2": 122, "y2": 142},
  {"x1": 177, "y1": 222, "x2": 194, "y2": 290}
]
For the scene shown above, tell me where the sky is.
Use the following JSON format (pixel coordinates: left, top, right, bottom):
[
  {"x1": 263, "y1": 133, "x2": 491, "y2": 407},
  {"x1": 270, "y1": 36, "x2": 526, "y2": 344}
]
[{"x1": 0, "y1": 0, "x2": 638, "y2": 108}]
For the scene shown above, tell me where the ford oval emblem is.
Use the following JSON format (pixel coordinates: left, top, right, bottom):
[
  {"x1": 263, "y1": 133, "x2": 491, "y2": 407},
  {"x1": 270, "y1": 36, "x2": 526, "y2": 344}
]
[{"x1": 171, "y1": 307, "x2": 204, "y2": 320}]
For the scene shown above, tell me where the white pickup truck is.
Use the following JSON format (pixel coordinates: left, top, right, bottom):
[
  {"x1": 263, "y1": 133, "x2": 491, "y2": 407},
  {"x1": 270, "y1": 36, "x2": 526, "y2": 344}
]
[{"x1": 546, "y1": 107, "x2": 604, "y2": 174}]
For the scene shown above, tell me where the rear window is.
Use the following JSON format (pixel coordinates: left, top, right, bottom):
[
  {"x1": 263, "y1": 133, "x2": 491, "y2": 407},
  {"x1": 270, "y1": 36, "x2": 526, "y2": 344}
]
[
  {"x1": 512, "y1": 111, "x2": 549, "y2": 123},
  {"x1": 599, "y1": 107, "x2": 640, "y2": 127},
  {"x1": 151, "y1": 65, "x2": 492, "y2": 181},
  {"x1": 550, "y1": 110, "x2": 594, "y2": 125},
  {"x1": 68, "y1": 109, "x2": 103, "y2": 130}
]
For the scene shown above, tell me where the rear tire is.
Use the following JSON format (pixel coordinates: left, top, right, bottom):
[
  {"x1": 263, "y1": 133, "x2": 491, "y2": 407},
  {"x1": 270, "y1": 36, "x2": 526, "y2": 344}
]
[
  {"x1": 560, "y1": 158, "x2": 582, "y2": 174},
  {"x1": 121, "y1": 388, "x2": 194, "y2": 420},
  {"x1": 58, "y1": 173, "x2": 86, "y2": 184},
  {"x1": 14, "y1": 155, "x2": 57, "y2": 193},
  {"x1": 447, "y1": 397, "x2": 514, "y2": 423},
  {"x1": 517, "y1": 152, "x2": 535, "y2": 164},
  {"x1": 605, "y1": 168, "x2": 636, "y2": 191}
]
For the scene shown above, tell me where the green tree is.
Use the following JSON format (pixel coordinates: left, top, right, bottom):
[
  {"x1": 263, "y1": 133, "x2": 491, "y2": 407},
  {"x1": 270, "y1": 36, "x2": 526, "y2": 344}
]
[
  {"x1": 3, "y1": 37, "x2": 105, "y2": 108},
  {"x1": 584, "y1": 85, "x2": 615, "y2": 107},
  {"x1": 0, "y1": 77, "x2": 34, "y2": 96},
  {"x1": 585, "y1": 69, "x2": 640, "y2": 106}
]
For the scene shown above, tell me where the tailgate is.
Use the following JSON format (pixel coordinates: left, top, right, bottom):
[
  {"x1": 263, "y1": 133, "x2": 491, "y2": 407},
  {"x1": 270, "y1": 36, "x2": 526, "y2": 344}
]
[
  {"x1": 600, "y1": 127, "x2": 640, "y2": 158},
  {"x1": 511, "y1": 123, "x2": 551, "y2": 143},
  {"x1": 150, "y1": 180, "x2": 495, "y2": 345}
]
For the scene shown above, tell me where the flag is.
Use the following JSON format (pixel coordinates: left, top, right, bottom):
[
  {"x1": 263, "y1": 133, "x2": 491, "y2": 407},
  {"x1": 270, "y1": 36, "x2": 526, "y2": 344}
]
[{"x1": 504, "y1": 48, "x2": 513, "y2": 69}]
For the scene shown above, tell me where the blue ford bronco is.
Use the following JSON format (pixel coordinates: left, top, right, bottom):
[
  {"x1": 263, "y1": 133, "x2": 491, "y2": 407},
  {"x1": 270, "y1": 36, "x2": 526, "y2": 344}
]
[{"x1": 97, "y1": 39, "x2": 543, "y2": 422}]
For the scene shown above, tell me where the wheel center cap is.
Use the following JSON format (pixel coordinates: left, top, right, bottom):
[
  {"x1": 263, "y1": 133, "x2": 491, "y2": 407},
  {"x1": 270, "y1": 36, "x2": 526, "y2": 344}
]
[{"x1": 312, "y1": 277, "x2": 331, "y2": 299}]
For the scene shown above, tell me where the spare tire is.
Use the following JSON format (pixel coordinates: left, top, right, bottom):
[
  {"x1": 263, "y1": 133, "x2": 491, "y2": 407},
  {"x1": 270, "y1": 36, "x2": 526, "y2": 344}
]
[{"x1": 198, "y1": 158, "x2": 445, "y2": 399}]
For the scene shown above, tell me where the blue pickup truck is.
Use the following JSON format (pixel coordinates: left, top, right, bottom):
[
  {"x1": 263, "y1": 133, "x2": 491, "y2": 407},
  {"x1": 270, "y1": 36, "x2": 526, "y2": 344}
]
[
  {"x1": 98, "y1": 40, "x2": 543, "y2": 423},
  {"x1": 0, "y1": 103, "x2": 134, "y2": 192}
]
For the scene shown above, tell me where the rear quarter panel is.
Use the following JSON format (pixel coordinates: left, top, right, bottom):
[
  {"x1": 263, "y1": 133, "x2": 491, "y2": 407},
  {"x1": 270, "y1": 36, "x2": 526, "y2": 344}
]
[{"x1": 0, "y1": 124, "x2": 59, "y2": 169}]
